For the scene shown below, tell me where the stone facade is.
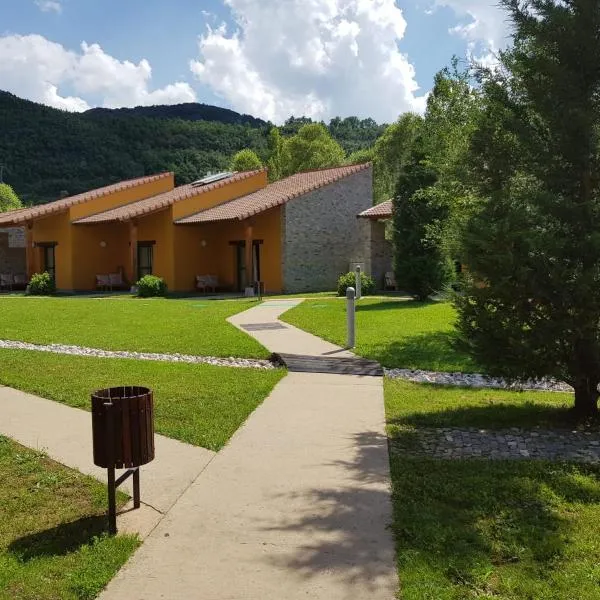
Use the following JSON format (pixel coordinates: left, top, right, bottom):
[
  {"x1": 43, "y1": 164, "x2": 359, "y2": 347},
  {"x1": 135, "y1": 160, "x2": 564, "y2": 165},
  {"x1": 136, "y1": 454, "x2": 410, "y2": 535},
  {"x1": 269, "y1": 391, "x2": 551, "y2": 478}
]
[
  {"x1": 0, "y1": 228, "x2": 26, "y2": 276},
  {"x1": 369, "y1": 220, "x2": 394, "y2": 290},
  {"x1": 281, "y1": 168, "x2": 373, "y2": 293}
]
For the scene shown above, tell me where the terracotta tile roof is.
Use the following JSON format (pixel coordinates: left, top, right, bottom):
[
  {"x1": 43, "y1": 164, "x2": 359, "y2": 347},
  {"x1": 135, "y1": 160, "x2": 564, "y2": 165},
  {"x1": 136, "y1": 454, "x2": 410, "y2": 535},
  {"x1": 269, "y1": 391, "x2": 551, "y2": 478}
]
[
  {"x1": 0, "y1": 173, "x2": 173, "y2": 226},
  {"x1": 358, "y1": 199, "x2": 393, "y2": 219},
  {"x1": 175, "y1": 163, "x2": 372, "y2": 224},
  {"x1": 73, "y1": 170, "x2": 265, "y2": 224}
]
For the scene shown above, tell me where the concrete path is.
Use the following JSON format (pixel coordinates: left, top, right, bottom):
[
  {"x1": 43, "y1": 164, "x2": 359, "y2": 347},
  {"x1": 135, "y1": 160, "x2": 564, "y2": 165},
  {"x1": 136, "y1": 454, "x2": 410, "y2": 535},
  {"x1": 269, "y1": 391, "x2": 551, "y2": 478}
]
[
  {"x1": 102, "y1": 300, "x2": 398, "y2": 599},
  {"x1": 0, "y1": 386, "x2": 215, "y2": 538},
  {"x1": 228, "y1": 299, "x2": 355, "y2": 358}
]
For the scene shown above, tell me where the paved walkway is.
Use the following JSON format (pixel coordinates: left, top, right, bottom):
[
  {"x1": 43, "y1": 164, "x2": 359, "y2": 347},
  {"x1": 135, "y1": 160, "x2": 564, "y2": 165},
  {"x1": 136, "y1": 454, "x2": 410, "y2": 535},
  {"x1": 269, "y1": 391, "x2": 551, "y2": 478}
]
[
  {"x1": 101, "y1": 300, "x2": 398, "y2": 599},
  {"x1": 0, "y1": 386, "x2": 215, "y2": 538},
  {"x1": 391, "y1": 426, "x2": 600, "y2": 462}
]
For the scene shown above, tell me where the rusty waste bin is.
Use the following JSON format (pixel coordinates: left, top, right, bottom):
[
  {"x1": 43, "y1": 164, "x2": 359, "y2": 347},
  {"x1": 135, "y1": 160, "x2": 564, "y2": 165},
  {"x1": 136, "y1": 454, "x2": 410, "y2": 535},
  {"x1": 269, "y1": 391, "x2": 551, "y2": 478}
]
[{"x1": 91, "y1": 386, "x2": 155, "y2": 534}]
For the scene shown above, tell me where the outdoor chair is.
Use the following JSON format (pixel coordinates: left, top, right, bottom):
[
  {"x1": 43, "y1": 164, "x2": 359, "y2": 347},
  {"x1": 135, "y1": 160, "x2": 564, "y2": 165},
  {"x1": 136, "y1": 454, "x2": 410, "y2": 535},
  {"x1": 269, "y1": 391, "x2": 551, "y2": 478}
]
[
  {"x1": 196, "y1": 275, "x2": 218, "y2": 294},
  {"x1": 0, "y1": 273, "x2": 13, "y2": 291},
  {"x1": 96, "y1": 274, "x2": 111, "y2": 291},
  {"x1": 109, "y1": 272, "x2": 124, "y2": 289},
  {"x1": 384, "y1": 271, "x2": 397, "y2": 291},
  {"x1": 13, "y1": 274, "x2": 29, "y2": 290}
]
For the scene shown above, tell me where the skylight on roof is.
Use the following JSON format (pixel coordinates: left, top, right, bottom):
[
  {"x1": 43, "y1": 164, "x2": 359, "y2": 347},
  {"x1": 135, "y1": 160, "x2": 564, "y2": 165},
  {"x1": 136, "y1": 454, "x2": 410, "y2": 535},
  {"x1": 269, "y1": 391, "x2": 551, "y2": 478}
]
[{"x1": 191, "y1": 172, "x2": 234, "y2": 187}]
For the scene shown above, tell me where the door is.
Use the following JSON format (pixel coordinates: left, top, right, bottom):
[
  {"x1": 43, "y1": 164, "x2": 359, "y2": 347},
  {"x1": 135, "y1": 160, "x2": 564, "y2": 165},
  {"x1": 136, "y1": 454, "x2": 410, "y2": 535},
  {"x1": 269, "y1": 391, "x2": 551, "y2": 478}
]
[
  {"x1": 234, "y1": 241, "x2": 261, "y2": 291},
  {"x1": 42, "y1": 245, "x2": 56, "y2": 281},
  {"x1": 137, "y1": 243, "x2": 153, "y2": 279}
]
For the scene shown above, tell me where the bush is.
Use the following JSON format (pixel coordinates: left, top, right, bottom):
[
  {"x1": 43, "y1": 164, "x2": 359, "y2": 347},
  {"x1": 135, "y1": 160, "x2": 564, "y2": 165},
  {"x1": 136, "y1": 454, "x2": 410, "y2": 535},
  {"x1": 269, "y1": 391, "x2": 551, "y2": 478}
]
[
  {"x1": 337, "y1": 272, "x2": 376, "y2": 297},
  {"x1": 27, "y1": 272, "x2": 55, "y2": 295},
  {"x1": 136, "y1": 275, "x2": 167, "y2": 298}
]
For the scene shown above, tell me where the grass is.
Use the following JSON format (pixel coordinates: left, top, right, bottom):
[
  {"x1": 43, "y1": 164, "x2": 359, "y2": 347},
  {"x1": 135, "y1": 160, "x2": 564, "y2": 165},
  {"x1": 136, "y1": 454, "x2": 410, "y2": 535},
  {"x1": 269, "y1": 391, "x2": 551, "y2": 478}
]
[
  {"x1": 281, "y1": 298, "x2": 476, "y2": 372},
  {"x1": 385, "y1": 382, "x2": 600, "y2": 598},
  {"x1": 0, "y1": 349, "x2": 285, "y2": 451},
  {"x1": 389, "y1": 456, "x2": 600, "y2": 600},
  {"x1": 0, "y1": 296, "x2": 267, "y2": 358},
  {"x1": 0, "y1": 435, "x2": 138, "y2": 600},
  {"x1": 385, "y1": 379, "x2": 586, "y2": 431}
]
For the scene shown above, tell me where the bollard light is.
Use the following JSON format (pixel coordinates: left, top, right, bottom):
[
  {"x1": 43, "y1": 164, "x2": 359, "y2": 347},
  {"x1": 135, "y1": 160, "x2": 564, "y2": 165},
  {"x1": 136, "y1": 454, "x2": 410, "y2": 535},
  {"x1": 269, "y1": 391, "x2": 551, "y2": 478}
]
[
  {"x1": 355, "y1": 265, "x2": 362, "y2": 300},
  {"x1": 346, "y1": 286, "x2": 356, "y2": 349}
]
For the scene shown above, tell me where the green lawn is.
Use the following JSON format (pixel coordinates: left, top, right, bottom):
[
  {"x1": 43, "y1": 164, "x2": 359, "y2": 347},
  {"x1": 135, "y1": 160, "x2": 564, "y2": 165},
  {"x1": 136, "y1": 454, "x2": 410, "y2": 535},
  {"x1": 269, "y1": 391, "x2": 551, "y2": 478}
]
[
  {"x1": 385, "y1": 379, "x2": 583, "y2": 431},
  {"x1": 390, "y1": 456, "x2": 600, "y2": 600},
  {"x1": 0, "y1": 297, "x2": 267, "y2": 358},
  {"x1": 385, "y1": 382, "x2": 600, "y2": 599},
  {"x1": 281, "y1": 298, "x2": 476, "y2": 372},
  {"x1": 0, "y1": 349, "x2": 285, "y2": 451},
  {"x1": 0, "y1": 435, "x2": 137, "y2": 600}
]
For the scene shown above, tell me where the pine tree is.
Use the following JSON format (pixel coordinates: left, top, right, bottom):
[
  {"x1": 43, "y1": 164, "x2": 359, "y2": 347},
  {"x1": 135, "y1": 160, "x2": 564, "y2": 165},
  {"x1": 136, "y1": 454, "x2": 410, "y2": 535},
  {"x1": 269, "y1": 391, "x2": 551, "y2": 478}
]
[{"x1": 455, "y1": 0, "x2": 600, "y2": 416}]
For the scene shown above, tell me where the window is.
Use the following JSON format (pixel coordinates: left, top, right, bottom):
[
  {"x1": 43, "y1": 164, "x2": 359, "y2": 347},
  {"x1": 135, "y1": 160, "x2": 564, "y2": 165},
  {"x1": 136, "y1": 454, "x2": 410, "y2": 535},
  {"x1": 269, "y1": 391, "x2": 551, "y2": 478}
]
[{"x1": 137, "y1": 243, "x2": 154, "y2": 279}]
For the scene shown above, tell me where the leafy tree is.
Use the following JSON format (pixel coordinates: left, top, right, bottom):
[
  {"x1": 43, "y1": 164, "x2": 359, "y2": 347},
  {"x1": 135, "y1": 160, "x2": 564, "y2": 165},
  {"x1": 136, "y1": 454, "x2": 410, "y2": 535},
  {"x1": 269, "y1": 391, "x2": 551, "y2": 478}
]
[
  {"x1": 230, "y1": 149, "x2": 263, "y2": 172},
  {"x1": 454, "y1": 0, "x2": 600, "y2": 416},
  {"x1": 283, "y1": 123, "x2": 345, "y2": 175},
  {"x1": 345, "y1": 147, "x2": 374, "y2": 165},
  {"x1": 372, "y1": 113, "x2": 422, "y2": 204},
  {"x1": 266, "y1": 127, "x2": 288, "y2": 181},
  {"x1": 0, "y1": 183, "x2": 21, "y2": 212}
]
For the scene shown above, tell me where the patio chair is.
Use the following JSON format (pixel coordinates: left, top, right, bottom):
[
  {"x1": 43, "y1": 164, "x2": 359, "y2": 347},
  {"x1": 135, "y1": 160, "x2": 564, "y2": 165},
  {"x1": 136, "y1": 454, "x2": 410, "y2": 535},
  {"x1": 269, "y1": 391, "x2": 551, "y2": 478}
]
[
  {"x1": 109, "y1": 272, "x2": 124, "y2": 290},
  {"x1": 384, "y1": 271, "x2": 397, "y2": 291},
  {"x1": 0, "y1": 273, "x2": 13, "y2": 291},
  {"x1": 13, "y1": 274, "x2": 29, "y2": 290},
  {"x1": 96, "y1": 274, "x2": 111, "y2": 291},
  {"x1": 196, "y1": 275, "x2": 218, "y2": 294}
]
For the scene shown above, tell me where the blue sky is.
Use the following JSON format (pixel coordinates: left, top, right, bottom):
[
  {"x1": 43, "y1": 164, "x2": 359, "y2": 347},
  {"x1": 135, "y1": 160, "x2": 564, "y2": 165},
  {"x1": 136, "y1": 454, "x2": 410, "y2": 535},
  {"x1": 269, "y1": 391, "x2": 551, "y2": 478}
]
[{"x1": 0, "y1": 0, "x2": 509, "y2": 123}]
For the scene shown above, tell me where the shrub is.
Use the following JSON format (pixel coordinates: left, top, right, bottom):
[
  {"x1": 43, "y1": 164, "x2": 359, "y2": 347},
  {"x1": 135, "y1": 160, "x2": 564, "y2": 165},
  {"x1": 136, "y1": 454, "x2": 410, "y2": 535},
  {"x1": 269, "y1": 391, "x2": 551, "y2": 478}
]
[
  {"x1": 27, "y1": 272, "x2": 55, "y2": 295},
  {"x1": 136, "y1": 275, "x2": 167, "y2": 298},
  {"x1": 337, "y1": 272, "x2": 376, "y2": 297}
]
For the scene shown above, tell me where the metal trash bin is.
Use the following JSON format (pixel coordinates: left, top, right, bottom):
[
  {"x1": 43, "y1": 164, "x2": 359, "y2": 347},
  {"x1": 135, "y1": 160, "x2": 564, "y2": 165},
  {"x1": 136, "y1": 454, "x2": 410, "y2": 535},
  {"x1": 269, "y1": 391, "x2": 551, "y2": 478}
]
[{"x1": 91, "y1": 386, "x2": 155, "y2": 534}]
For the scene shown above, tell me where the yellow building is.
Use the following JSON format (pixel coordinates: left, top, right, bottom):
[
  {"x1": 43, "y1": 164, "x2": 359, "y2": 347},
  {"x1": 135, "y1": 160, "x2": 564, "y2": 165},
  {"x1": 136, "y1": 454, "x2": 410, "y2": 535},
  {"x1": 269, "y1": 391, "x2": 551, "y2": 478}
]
[{"x1": 0, "y1": 163, "x2": 374, "y2": 294}]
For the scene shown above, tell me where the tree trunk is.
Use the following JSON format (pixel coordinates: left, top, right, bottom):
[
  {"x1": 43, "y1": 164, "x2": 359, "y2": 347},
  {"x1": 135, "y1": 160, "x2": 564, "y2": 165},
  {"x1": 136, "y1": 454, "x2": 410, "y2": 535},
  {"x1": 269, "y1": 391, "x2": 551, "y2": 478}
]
[{"x1": 573, "y1": 380, "x2": 599, "y2": 417}]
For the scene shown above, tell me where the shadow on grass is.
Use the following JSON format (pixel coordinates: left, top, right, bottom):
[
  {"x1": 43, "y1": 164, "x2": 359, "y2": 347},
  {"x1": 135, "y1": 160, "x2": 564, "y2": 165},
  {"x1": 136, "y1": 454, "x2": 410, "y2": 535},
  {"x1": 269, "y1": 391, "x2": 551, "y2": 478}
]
[
  {"x1": 8, "y1": 515, "x2": 107, "y2": 561},
  {"x1": 367, "y1": 332, "x2": 475, "y2": 372},
  {"x1": 391, "y1": 401, "x2": 580, "y2": 431},
  {"x1": 260, "y1": 431, "x2": 397, "y2": 596},
  {"x1": 390, "y1": 450, "x2": 600, "y2": 596},
  {"x1": 356, "y1": 299, "x2": 436, "y2": 313}
]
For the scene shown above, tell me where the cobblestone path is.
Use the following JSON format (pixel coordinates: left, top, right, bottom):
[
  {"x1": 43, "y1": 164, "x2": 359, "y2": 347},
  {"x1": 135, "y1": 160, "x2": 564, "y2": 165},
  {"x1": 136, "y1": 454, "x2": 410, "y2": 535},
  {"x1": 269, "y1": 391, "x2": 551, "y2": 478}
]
[{"x1": 391, "y1": 427, "x2": 600, "y2": 462}]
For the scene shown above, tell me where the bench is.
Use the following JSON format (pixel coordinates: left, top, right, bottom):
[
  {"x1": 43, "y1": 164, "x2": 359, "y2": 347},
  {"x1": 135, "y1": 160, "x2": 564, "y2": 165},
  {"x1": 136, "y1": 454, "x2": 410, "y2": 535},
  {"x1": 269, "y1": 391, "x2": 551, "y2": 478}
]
[{"x1": 196, "y1": 275, "x2": 218, "y2": 294}]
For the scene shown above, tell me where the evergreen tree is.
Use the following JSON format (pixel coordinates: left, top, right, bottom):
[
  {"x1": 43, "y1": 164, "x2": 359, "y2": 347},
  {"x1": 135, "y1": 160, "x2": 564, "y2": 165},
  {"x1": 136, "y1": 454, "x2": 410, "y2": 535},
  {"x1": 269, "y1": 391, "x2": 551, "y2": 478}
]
[{"x1": 455, "y1": 0, "x2": 600, "y2": 416}]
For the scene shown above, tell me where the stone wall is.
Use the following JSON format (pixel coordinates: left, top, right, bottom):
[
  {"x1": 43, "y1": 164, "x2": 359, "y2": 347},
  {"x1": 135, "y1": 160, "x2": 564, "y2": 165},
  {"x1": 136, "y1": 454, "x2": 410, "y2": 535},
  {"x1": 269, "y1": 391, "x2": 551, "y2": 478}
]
[
  {"x1": 0, "y1": 228, "x2": 26, "y2": 275},
  {"x1": 370, "y1": 220, "x2": 394, "y2": 289},
  {"x1": 281, "y1": 168, "x2": 372, "y2": 293}
]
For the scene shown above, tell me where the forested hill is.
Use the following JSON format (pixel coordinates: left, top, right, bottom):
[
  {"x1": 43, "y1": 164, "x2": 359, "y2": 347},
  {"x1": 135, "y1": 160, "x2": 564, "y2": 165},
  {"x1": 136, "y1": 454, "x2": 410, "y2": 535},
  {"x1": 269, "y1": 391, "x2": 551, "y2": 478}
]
[
  {"x1": 84, "y1": 102, "x2": 269, "y2": 128},
  {"x1": 0, "y1": 91, "x2": 385, "y2": 205}
]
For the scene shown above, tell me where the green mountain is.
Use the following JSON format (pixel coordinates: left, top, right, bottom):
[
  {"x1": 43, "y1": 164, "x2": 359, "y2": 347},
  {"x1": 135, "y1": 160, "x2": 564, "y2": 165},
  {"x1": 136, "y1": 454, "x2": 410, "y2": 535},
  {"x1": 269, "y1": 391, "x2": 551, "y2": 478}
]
[{"x1": 0, "y1": 91, "x2": 384, "y2": 205}]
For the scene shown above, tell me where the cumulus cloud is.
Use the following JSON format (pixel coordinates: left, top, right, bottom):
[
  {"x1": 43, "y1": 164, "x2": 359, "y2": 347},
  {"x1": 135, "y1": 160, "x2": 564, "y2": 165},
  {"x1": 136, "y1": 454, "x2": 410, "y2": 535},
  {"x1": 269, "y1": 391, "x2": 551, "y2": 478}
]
[
  {"x1": 190, "y1": 0, "x2": 427, "y2": 124},
  {"x1": 0, "y1": 34, "x2": 197, "y2": 111},
  {"x1": 35, "y1": 0, "x2": 62, "y2": 14},
  {"x1": 432, "y1": 0, "x2": 512, "y2": 59}
]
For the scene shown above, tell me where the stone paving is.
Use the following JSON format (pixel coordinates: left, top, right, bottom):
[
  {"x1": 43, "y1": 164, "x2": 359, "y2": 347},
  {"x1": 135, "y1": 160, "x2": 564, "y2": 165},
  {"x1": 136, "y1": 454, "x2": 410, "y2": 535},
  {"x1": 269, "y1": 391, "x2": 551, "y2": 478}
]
[{"x1": 391, "y1": 426, "x2": 600, "y2": 463}]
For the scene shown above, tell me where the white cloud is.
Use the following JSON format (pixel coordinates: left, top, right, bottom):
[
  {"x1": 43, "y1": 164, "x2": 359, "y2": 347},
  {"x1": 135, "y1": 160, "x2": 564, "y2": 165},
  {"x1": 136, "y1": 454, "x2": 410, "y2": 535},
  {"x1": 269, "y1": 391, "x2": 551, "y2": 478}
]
[
  {"x1": 0, "y1": 34, "x2": 197, "y2": 112},
  {"x1": 35, "y1": 0, "x2": 62, "y2": 14},
  {"x1": 432, "y1": 0, "x2": 511, "y2": 59},
  {"x1": 190, "y1": 0, "x2": 427, "y2": 124}
]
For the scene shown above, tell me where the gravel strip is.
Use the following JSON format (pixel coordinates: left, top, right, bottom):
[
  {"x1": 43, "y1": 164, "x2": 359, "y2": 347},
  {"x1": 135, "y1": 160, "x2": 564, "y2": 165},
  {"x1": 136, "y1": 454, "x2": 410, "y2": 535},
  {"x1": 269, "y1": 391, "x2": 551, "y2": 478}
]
[
  {"x1": 0, "y1": 339, "x2": 275, "y2": 370},
  {"x1": 391, "y1": 426, "x2": 600, "y2": 462},
  {"x1": 385, "y1": 367, "x2": 572, "y2": 393}
]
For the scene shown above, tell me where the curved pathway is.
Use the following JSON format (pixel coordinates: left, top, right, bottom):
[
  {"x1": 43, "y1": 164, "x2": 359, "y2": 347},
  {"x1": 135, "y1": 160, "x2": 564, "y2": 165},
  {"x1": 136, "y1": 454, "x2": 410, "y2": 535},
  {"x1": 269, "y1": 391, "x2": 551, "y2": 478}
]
[{"x1": 100, "y1": 299, "x2": 398, "y2": 600}]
